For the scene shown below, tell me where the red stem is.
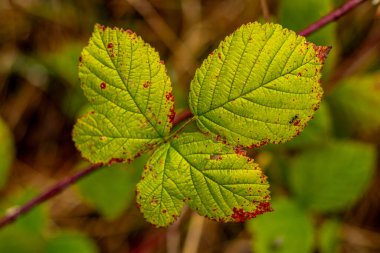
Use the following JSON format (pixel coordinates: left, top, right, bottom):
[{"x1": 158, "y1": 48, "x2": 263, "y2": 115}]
[
  {"x1": 299, "y1": 0, "x2": 368, "y2": 37},
  {"x1": 0, "y1": 0, "x2": 368, "y2": 230},
  {"x1": 0, "y1": 163, "x2": 103, "y2": 228}
]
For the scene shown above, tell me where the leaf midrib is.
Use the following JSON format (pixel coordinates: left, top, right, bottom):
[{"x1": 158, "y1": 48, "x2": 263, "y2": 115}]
[{"x1": 96, "y1": 29, "x2": 165, "y2": 138}]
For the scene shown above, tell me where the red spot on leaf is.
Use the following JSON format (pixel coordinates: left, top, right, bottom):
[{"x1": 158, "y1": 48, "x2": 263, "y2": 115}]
[
  {"x1": 168, "y1": 106, "x2": 176, "y2": 124},
  {"x1": 313, "y1": 45, "x2": 331, "y2": 64},
  {"x1": 165, "y1": 92, "x2": 175, "y2": 102},
  {"x1": 100, "y1": 82, "x2": 107, "y2": 89},
  {"x1": 293, "y1": 120, "x2": 301, "y2": 126},
  {"x1": 249, "y1": 139, "x2": 269, "y2": 149},
  {"x1": 143, "y1": 81, "x2": 151, "y2": 88},
  {"x1": 108, "y1": 158, "x2": 124, "y2": 164},
  {"x1": 234, "y1": 147, "x2": 246, "y2": 156},
  {"x1": 107, "y1": 43, "x2": 113, "y2": 49},
  {"x1": 126, "y1": 29, "x2": 134, "y2": 35},
  {"x1": 231, "y1": 201, "x2": 272, "y2": 222},
  {"x1": 97, "y1": 24, "x2": 106, "y2": 31}
]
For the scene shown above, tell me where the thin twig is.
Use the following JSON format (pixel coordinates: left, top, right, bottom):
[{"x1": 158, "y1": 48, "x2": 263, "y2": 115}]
[
  {"x1": 173, "y1": 110, "x2": 193, "y2": 127},
  {"x1": 0, "y1": 0, "x2": 368, "y2": 231},
  {"x1": 299, "y1": 0, "x2": 369, "y2": 37},
  {"x1": 182, "y1": 212, "x2": 205, "y2": 253},
  {"x1": 167, "y1": 206, "x2": 190, "y2": 253},
  {"x1": 0, "y1": 163, "x2": 103, "y2": 229},
  {"x1": 260, "y1": 0, "x2": 271, "y2": 22}
]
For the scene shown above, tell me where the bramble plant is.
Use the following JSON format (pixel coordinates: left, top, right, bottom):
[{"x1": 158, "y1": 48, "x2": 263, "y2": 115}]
[{"x1": 72, "y1": 22, "x2": 329, "y2": 227}]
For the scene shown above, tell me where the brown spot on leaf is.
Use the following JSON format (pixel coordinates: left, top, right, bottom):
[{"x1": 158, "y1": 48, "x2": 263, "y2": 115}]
[
  {"x1": 126, "y1": 29, "x2": 134, "y2": 35},
  {"x1": 79, "y1": 56, "x2": 82, "y2": 62},
  {"x1": 162, "y1": 209, "x2": 167, "y2": 214},
  {"x1": 210, "y1": 154, "x2": 222, "y2": 160}
]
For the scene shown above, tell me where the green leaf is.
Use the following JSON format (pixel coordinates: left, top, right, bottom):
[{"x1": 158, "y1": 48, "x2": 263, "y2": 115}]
[
  {"x1": 136, "y1": 132, "x2": 270, "y2": 227},
  {"x1": 0, "y1": 190, "x2": 47, "y2": 253},
  {"x1": 319, "y1": 219, "x2": 341, "y2": 253},
  {"x1": 289, "y1": 141, "x2": 376, "y2": 212},
  {"x1": 44, "y1": 232, "x2": 98, "y2": 253},
  {"x1": 0, "y1": 117, "x2": 14, "y2": 189},
  {"x1": 189, "y1": 22, "x2": 328, "y2": 148},
  {"x1": 247, "y1": 198, "x2": 314, "y2": 253},
  {"x1": 76, "y1": 162, "x2": 143, "y2": 220},
  {"x1": 327, "y1": 73, "x2": 380, "y2": 136},
  {"x1": 73, "y1": 24, "x2": 174, "y2": 163}
]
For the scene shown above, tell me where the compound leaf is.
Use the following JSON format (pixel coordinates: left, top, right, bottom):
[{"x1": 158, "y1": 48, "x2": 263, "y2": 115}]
[
  {"x1": 73, "y1": 25, "x2": 174, "y2": 163},
  {"x1": 189, "y1": 22, "x2": 329, "y2": 148},
  {"x1": 136, "y1": 132, "x2": 270, "y2": 227}
]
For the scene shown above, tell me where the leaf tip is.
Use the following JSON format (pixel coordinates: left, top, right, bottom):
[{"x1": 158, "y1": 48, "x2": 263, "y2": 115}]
[
  {"x1": 313, "y1": 45, "x2": 332, "y2": 64},
  {"x1": 95, "y1": 23, "x2": 106, "y2": 32}
]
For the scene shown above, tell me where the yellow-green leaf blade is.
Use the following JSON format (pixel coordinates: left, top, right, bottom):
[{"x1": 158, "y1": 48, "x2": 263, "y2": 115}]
[
  {"x1": 73, "y1": 25, "x2": 174, "y2": 163},
  {"x1": 136, "y1": 133, "x2": 270, "y2": 227},
  {"x1": 190, "y1": 23, "x2": 328, "y2": 148}
]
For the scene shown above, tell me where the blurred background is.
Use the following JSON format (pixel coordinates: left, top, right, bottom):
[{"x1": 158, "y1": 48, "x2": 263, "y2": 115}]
[{"x1": 0, "y1": 0, "x2": 380, "y2": 252}]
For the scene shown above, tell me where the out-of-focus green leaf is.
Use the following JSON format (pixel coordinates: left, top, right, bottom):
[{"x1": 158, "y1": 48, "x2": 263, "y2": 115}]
[
  {"x1": 44, "y1": 232, "x2": 98, "y2": 253},
  {"x1": 0, "y1": 228, "x2": 43, "y2": 253},
  {"x1": 284, "y1": 101, "x2": 332, "y2": 149},
  {"x1": 76, "y1": 162, "x2": 143, "y2": 220},
  {"x1": 0, "y1": 117, "x2": 14, "y2": 189},
  {"x1": 247, "y1": 198, "x2": 314, "y2": 253},
  {"x1": 327, "y1": 73, "x2": 380, "y2": 136},
  {"x1": 40, "y1": 43, "x2": 83, "y2": 86},
  {"x1": 279, "y1": 0, "x2": 338, "y2": 77},
  {"x1": 0, "y1": 191, "x2": 47, "y2": 253},
  {"x1": 319, "y1": 219, "x2": 341, "y2": 253},
  {"x1": 290, "y1": 141, "x2": 376, "y2": 212},
  {"x1": 39, "y1": 43, "x2": 88, "y2": 118}
]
